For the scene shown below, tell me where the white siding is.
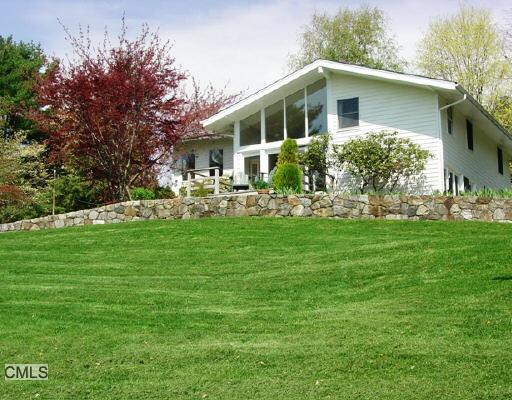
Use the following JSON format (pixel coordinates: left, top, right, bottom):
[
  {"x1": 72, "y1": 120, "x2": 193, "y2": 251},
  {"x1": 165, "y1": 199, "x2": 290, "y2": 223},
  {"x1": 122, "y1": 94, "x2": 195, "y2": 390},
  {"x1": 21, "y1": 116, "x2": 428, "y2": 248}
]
[
  {"x1": 440, "y1": 103, "x2": 511, "y2": 190},
  {"x1": 327, "y1": 74, "x2": 443, "y2": 192}
]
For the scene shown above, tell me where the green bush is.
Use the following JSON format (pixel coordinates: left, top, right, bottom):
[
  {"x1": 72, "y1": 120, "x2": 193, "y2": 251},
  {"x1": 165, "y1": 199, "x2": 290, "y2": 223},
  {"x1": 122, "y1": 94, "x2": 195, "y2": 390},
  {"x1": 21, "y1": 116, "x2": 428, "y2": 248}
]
[
  {"x1": 272, "y1": 163, "x2": 302, "y2": 193},
  {"x1": 278, "y1": 138, "x2": 299, "y2": 164},
  {"x1": 252, "y1": 179, "x2": 269, "y2": 190},
  {"x1": 273, "y1": 138, "x2": 302, "y2": 193},
  {"x1": 130, "y1": 187, "x2": 156, "y2": 200},
  {"x1": 154, "y1": 186, "x2": 175, "y2": 199}
]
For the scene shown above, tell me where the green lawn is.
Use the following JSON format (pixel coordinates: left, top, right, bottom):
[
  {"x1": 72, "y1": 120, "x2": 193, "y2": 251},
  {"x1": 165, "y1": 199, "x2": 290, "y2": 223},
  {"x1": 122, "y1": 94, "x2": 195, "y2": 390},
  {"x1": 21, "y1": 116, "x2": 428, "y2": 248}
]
[{"x1": 0, "y1": 218, "x2": 511, "y2": 399}]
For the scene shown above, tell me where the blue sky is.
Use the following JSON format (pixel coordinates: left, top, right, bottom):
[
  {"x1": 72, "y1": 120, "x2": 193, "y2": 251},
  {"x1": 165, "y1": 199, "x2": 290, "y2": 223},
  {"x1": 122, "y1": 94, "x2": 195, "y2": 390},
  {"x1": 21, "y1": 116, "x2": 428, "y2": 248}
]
[{"x1": 0, "y1": 0, "x2": 510, "y2": 94}]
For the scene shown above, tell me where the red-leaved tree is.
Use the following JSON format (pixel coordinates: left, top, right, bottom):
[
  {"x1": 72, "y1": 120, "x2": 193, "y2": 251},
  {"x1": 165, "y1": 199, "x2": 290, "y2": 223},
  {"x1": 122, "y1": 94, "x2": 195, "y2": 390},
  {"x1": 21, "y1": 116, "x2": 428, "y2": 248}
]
[
  {"x1": 179, "y1": 78, "x2": 241, "y2": 140},
  {"x1": 34, "y1": 21, "x2": 186, "y2": 202}
]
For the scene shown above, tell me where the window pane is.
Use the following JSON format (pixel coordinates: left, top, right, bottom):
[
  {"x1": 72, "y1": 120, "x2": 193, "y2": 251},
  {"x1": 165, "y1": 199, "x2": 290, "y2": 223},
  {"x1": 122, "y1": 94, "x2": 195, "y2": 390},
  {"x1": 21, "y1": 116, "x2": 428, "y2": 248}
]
[
  {"x1": 337, "y1": 98, "x2": 359, "y2": 129},
  {"x1": 342, "y1": 98, "x2": 358, "y2": 114},
  {"x1": 209, "y1": 149, "x2": 223, "y2": 176},
  {"x1": 265, "y1": 100, "x2": 284, "y2": 142},
  {"x1": 286, "y1": 89, "x2": 305, "y2": 139},
  {"x1": 240, "y1": 111, "x2": 261, "y2": 146},
  {"x1": 181, "y1": 153, "x2": 195, "y2": 180},
  {"x1": 466, "y1": 120, "x2": 473, "y2": 150},
  {"x1": 498, "y1": 147, "x2": 503, "y2": 174},
  {"x1": 307, "y1": 79, "x2": 327, "y2": 135}
]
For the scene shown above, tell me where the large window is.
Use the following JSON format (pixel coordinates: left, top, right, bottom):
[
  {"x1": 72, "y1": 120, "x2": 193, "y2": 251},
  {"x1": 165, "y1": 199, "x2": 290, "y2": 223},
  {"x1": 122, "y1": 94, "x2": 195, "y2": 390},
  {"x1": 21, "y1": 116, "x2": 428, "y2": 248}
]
[
  {"x1": 286, "y1": 89, "x2": 306, "y2": 139},
  {"x1": 240, "y1": 111, "x2": 261, "y2": 146},
  {"x1": 181, "y1": 153, "x2": 195, "y2": 180},
  {"x1": 337, "y1": 98, "x2": 359, "y2": 129},
  {"x1": 209, "y1": 148, "x2": 223, "y2": 176},
  {"x1": 265, "y1": 100, "x2": 284, "y2": 142},
  {"x1": 466, "y1": 120, "x2": 474, "y2": 150},
  {"x1": 307, "y1": 79, "x2": 327, "y2": 135}
]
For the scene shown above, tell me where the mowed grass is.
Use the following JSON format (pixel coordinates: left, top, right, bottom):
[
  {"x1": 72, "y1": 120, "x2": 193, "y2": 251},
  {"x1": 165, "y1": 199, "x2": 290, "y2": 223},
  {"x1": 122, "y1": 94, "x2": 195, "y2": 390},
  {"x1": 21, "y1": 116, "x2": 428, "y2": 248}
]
[{"x1": 0, "y1": 218, "x2": 511, "y2": 399}]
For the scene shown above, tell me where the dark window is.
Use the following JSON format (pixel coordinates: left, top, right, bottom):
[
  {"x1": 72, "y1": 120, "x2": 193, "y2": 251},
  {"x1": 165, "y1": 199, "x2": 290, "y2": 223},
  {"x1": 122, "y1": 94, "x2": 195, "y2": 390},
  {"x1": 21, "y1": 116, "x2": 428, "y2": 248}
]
[
  {"x1": 337, "y1": 98, "x2": 359, "y2": 129},
  {"x1": 463, "y1": 176, "x2": 471, "y2": 192},
  {"x1": 466, "y1": 120, "x2": 473, "y2": 150},
  {"x1": 454, "y1": 175, "x2": 459, "y2": 195},
  {"x1": 268, "y1": 153, "x2": 279, "y2": 173},
  {"x1": 306, "y1": 79, "x2": 327, "y2": 135},
  {"x1": 448, "y1": 172, "x2": 454, "y2": 194},
  {"x1": 286, "y1": 89, "x2": 306, "y2": 139},
  {"x1": 240, "y1": 111, "x2": 261, "y2": 146},
  {"x1": 447, "y1": 107, "x2": 453, "y2": 134},
  {"x1": 209, "y1": 149, "x2": 223, "y2": 176},
  {"x1": 265, "y1": 100, "x2": 284, "y2": 142},
  {"x1": 181, "y1": 153, "x2": 195, "y2": 180},
  {"x1": 498, "y1": 147, "x2": 504, "y2": 175}
]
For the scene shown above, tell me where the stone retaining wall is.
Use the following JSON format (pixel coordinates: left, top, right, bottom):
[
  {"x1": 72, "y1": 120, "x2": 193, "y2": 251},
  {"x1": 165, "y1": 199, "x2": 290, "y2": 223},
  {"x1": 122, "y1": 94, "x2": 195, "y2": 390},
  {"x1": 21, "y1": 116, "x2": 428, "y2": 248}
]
[{"x1": 1, "y1": 194, "x2": 512, "y2": 232}]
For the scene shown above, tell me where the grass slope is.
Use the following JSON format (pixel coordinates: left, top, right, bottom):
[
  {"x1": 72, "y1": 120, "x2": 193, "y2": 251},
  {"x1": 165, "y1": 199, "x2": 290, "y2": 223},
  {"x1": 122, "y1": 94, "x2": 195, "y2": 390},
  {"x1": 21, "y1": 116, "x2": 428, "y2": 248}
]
[{"x1": 0, "y1": 218, "x2": 511, "y2": 399}]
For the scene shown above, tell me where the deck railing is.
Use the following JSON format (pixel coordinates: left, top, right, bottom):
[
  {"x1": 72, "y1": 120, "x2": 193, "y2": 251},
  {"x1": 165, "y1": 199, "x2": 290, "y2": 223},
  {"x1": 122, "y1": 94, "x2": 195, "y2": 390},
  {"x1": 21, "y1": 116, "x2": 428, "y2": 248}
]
[{"x1": 185, "y1": 167, "x2": 221, "y2": 196}]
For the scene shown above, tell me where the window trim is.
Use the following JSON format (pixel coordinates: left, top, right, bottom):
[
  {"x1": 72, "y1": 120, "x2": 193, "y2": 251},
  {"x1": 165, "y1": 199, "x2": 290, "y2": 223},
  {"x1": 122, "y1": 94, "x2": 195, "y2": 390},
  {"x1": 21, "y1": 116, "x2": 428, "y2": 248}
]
[{"x1": 337, "y1": 97, "x2": 359, "y2": 130}]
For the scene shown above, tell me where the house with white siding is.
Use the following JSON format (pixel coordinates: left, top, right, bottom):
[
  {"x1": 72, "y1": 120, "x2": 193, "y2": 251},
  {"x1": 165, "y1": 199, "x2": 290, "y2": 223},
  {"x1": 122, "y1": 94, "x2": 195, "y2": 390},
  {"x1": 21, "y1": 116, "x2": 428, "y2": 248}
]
[{"x1": 169, "y1": 59, "x2": 512, "y2": 194}]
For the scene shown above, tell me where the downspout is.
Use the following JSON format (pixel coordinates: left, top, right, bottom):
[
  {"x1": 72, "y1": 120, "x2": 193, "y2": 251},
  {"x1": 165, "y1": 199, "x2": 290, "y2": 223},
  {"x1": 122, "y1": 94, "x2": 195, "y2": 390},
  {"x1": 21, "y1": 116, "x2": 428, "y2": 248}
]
[{"x1": 437, "y1": 93, "x2": 467, "y2": 193}]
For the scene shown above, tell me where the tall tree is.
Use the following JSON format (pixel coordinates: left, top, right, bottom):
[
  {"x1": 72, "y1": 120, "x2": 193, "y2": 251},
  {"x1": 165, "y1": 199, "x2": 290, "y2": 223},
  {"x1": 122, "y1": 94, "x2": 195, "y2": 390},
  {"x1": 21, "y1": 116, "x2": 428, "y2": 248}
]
[
  {"x1": 33, "y1": 21, "x2": 188, "y2": 202},
  {"x1": 288, "y1": 6, "x2": 404, "y2": 71},
  {"x1": 417, "y1": 5, "x2": 510, "y2": 110},
  {"x1": 0, "y1": 36, "x2": 45, "y2": 140}
]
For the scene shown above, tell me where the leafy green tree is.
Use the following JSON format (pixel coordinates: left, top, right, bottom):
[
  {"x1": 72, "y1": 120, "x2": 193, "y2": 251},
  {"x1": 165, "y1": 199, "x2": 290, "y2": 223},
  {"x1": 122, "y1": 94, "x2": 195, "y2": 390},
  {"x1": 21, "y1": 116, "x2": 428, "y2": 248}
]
[
  {"x1": 493, "y1": 96, "x2": 512, "y2": 134},
  {"x1": 332, "y1": 131, "x2": 431, "y2": 193},
  {"x1": 289, "y1": 6, "x2": 404, "y2": 71},
  {"x1": 299, "y1": 134, "x2": 334, "y2": 191},
  {"x1": 0, "y1": 36, "x2": 45, "y2": 141},
  {"x1": 0, "y1": 131, "x2": 48, "y2": 222},
  {"x1": 417, "y1": 5, "x2": 510, "y2": 110}
]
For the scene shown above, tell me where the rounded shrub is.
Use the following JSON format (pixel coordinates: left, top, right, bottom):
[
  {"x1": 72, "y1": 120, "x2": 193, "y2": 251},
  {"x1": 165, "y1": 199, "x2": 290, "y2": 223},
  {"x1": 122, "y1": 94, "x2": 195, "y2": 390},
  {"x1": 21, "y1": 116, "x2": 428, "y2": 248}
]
[{"x1": 272, "y1": 163, "x2": 302, "y2": 193}]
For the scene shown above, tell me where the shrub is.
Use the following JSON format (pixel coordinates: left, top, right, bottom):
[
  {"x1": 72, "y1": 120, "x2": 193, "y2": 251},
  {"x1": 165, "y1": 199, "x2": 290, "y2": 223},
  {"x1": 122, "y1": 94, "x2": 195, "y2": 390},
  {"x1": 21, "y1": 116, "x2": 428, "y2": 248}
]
[
  {"x1": 333, "y1": 131, "x2": 431, "y2": 193},
  {"x1": 278, "y1": 138, "x2": 299, "y2": 164},
  {"x1": 130, "y1": 187, "x2": 156, "y2": 200},
  {"x1": 154, "y1": 186, "x2": 175, "y2": 199},
  {"x1": 252, "y1": 179, "x2": 269, "y2": 190},
  {"x1": 460, "y1": 188, "x2": 512, "y2": 198},
  {"x1": 273, "y1": 139, "x2": 302, "y2": 193},
  {"x1": 272, "y1": 163, "x2": 302, "y2": 193}
]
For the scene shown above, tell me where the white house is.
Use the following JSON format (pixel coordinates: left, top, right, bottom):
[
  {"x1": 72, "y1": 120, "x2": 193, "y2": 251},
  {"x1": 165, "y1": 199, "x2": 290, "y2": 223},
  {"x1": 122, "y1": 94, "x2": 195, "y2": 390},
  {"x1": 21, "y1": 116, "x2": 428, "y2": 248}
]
[{"x1": 169, "y1": 60, "x2": 512, "y2": 194}]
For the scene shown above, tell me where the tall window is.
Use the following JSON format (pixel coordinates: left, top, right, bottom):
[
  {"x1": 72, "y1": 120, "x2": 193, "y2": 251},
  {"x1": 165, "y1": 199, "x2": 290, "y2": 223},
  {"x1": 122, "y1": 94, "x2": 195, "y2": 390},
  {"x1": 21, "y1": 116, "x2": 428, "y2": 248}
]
[
  {"x1": 265, "y1": 100, "x2": 284, "y2": 142},
  {"x1": 181, "y1": 153, "x2": 195, "y2": 180},
  {"x1": 240, "y1": 111, "x2": 261, "y2": 146},
  {"x1": 286, "y1": 89, "x2": 306, "y2": 139},
  {"x1": 498, "y1": 146, "x2": 504, "y2": 175},
  {"x1": 447, "y1": 107, "x2": 453, "y2": 134},
  {"x1": 337, "y1": 98, "x2": 359, "y2": 129},
  {"x1": 209, "y1": 149, "x2": 223, "y2": 176},
  {"x1": 307, "y1": 79, "x2": 327, "y2": 135},
  {"x1": 466, "y1": 120, "x2": 474, "y2": 150}
]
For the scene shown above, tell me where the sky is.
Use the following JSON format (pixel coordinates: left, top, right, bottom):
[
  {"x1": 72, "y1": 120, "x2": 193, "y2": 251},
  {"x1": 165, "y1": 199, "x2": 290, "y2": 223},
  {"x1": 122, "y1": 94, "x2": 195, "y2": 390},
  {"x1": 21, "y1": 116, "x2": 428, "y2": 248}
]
[{"x1": 0, "y1": 0, "x2": 510, "y2": 95}]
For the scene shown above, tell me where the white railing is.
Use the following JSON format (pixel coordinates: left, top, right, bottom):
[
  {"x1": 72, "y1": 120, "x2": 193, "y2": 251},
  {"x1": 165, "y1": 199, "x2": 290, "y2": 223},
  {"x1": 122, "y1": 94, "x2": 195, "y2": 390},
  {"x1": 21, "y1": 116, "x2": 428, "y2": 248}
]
[{"x1": 185, "y1": 167, "x2": 220, "y2": 196}]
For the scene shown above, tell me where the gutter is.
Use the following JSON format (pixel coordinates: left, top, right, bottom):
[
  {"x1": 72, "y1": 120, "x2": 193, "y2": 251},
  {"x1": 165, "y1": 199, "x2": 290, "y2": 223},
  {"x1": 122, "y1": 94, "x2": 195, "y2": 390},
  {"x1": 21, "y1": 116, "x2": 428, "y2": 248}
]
[{"x1": 439, "y1": 93, "x2": 467, "y2": 111}]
